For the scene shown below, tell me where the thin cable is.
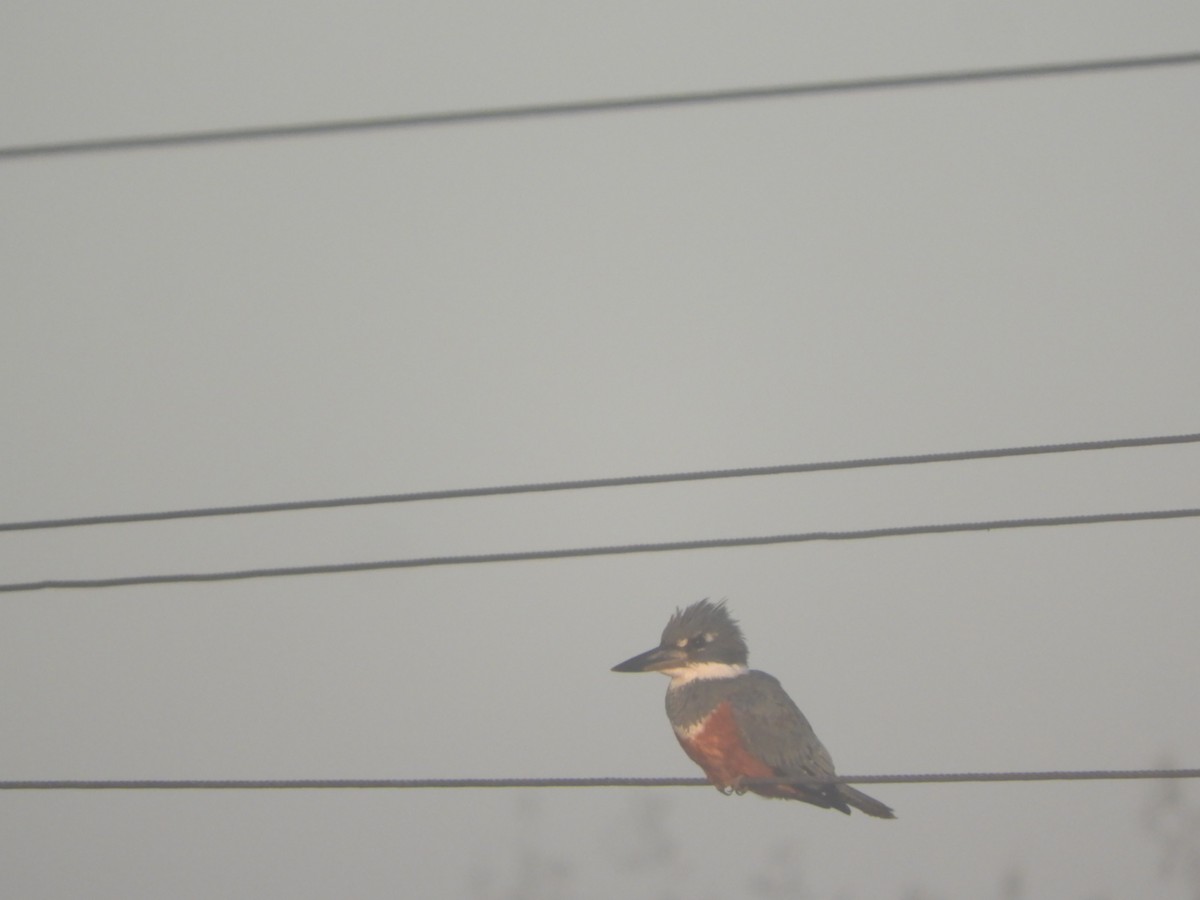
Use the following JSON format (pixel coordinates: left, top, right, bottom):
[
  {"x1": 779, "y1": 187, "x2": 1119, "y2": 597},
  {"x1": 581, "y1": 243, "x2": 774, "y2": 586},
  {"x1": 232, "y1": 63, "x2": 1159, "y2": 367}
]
[
  {"x1": 3, "y1": 769, "x2": 1198, "y2": 790},
  {"x1": 3, "y1": 431, "x2": 1197, "y2": 533},
  {"x1": 2, "y1": 507, "x2": 1196, "y2": 593},
  {"x1": 3, "y1": 51, "x2": 1199, "y2": 160}
]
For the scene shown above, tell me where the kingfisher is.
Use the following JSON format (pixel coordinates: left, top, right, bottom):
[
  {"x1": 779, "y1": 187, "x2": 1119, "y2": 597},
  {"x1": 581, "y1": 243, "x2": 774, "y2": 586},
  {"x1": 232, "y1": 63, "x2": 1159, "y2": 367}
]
[{"x1": 612, "y1": 599, "x2": 894, "y2": 818}]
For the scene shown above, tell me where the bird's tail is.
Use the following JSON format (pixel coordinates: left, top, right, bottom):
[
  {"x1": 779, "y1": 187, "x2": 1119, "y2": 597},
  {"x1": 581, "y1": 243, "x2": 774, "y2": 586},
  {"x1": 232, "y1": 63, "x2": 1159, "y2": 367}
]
[{"x1": 839, "y1": 785, "x2": 896, "y2": 819}]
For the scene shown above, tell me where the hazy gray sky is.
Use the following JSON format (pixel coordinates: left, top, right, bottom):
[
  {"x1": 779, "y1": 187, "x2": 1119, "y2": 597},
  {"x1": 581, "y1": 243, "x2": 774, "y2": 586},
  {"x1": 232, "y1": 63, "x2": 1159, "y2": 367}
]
[{"x1": 3, "y1": 4, "x2": 1199, "y2": 898}]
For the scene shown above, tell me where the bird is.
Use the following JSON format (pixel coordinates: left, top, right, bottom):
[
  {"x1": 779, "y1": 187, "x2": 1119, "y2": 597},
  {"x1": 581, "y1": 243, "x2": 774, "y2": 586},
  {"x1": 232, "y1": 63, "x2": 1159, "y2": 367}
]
[{"x1": 611, "y1": 599, "x2": 894, "y2": 818}]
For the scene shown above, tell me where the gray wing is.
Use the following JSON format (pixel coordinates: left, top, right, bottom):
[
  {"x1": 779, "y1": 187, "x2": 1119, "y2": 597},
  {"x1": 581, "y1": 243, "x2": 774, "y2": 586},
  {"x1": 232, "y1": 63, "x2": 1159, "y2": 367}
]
[{"x1": 729, "y1": 671, "x2": 836, "y2": 779}]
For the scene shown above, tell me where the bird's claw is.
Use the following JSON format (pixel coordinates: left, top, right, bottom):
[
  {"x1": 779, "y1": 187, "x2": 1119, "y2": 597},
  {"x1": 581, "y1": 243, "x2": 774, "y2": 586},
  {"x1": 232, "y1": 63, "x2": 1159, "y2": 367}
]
[{"x1": 720, "y1": 777, "x2": 749, "y2": 796}]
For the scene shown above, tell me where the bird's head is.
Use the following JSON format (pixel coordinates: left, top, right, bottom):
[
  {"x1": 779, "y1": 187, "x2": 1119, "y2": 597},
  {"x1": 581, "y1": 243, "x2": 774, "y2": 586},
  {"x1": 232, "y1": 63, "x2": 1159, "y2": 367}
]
[{"x1": 611, "y1": 599, "x2": 749, "y2": 682}]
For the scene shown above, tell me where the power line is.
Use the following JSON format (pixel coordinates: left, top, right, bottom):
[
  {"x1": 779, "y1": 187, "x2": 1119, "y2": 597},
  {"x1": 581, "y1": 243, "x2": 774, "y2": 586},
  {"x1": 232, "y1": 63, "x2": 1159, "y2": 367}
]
[
  {"x1": 2, "y1": 506, "x2": 1197, "y2": 593},
  {"x1": 3, "y1": 768, "x2": 1198, "y2": 791},
  {"x1": 3, "y1": 51, "x2": 1198, "y2": 161},
  {"x1": 3, "y1": 431, "x2": 1197, "y2": 533}
]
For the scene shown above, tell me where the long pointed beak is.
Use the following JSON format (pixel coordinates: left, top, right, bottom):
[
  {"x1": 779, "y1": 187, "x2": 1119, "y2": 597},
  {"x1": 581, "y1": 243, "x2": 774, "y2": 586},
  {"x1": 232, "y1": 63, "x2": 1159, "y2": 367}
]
[{"x1": 611, "y1": 645, "x2": 686, "y2": 673}]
